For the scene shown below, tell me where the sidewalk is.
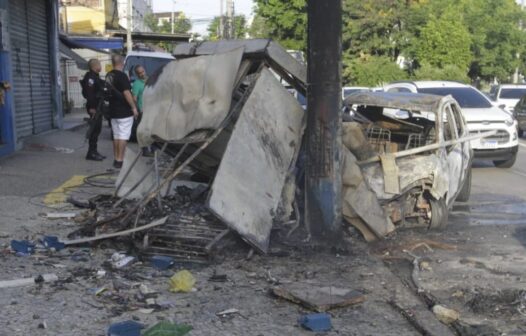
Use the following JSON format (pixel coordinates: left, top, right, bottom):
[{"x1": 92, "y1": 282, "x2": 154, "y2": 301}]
[
  {"x1": 0, "y1": 122, "x2": 131, "y2": 237},
  {"x1": 62, "y1": 108, "x2": 88, "y2": 131}
]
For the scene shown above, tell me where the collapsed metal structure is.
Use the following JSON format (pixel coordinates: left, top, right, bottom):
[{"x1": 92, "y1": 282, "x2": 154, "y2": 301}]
[{"x1": 113, "y1": 40, "x2": 308, "y2": 255}]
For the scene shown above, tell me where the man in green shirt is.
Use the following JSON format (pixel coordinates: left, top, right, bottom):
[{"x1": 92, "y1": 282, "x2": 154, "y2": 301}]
[
  {"x1": 131, "y1": 65, "x2": 146, "y2": 112},
  {"x1": 131, "y1": 65, "x2": 152, "y2": 156}
]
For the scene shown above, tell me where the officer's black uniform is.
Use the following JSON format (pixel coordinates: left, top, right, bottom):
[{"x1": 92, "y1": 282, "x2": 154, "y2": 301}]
[{"x1": 83, "y1": 70, "x2": 105, "y2": 161}]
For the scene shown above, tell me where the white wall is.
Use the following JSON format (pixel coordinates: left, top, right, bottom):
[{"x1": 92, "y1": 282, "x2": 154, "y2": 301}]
[{"x1": 65, "y1": 49, "x2": 112, "y2": 108}]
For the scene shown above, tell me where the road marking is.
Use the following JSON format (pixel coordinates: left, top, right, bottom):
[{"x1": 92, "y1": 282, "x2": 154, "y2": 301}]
[
  {"x1": 43, "y1": 175, "x2": 86, "y2": 206},
  {"x1": 519, "y1": 141, "x2": 526, "y2": 149},
  {"x1": 509, "y1": 170, "x2": 526, "y2": 178}
]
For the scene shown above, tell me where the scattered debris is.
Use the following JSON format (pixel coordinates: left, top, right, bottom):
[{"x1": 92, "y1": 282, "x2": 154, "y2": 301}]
[
  {"x1": 271, "y1": 284, "x2": 365, "y2": 312},
  {"x1": 43, "y1": 212, "x2": 77, "y2": 219},
  {"x1": 66, "y1": 196, "x2": 92, "y2": 209},
  {"x1": 208, "y1": 271, "x2": 227, "y2": 283},
  {"x1": 88, "y1": 287, "x2": 107, "y2": 296},
  {"x1": 388, "y1": 299, "x2": 456, "y2": 336},
  {"x1": 150, "y1": 256, "x2": 175, "y2": 270},
  {"x1": 64, "y1": 217, "x2": 168, "y2": 246},
  {"x1": 42, "y1": 236, "x2": 66, "y2": 251},
  {"x1": 111, "y1": 253, "x2": 136, "y2": 269},
  {"x1": 144, "y1": 213, "x2": 227, "y2": 264},
  {"x1": 169, "y1": 270, "x2": 196, "y2": 293},
  {"x1": 10, "y1": 240, "x2": 35, "y2": 255},
  {"x1": 419, "y1": 260, "x2": 432, "y2": 271},
  {"x1": 432, "y1": 305, "x2": 460, "y2": 325},
  {"x1": 0, "y1": 273, "x2": 58, "y2": 289},
  {"x1": 298, "y1": 313, "x2": 332, "y2": 332},
  {"x1": 142, "y1": 321, "x2": 192, "y2": 336},
  {"x1": 107, "y1": 320, "x2": 144, "y2": 336},
  {"x1": 216, "y1": 308, "x2": 240, "y2": 317}
]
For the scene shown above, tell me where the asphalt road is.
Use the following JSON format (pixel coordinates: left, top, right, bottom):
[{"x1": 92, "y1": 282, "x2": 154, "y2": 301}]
[
  {"x1": 453, "y1": 139, "x2": 526, "y2": 227},
  {"x1": 472, "y1": 140, "x2": 526, "y2": 196}
]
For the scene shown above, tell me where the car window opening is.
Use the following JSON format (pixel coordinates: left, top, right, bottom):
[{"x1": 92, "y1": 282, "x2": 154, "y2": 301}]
[{"x1": 348, "y1": 105, "x2": 437, "y2": 154}]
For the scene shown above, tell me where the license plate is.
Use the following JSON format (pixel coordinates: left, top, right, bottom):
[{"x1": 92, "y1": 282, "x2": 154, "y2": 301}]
[{"x1": 482, "y1": 140, "x2": 498, "y2": 148}]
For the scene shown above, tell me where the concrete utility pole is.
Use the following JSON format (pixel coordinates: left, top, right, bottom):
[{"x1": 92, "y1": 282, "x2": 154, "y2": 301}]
[
  {"x1": 305, "y1": 0, "x2": 343, "y2": 241},
  {"x1": 126, "y1": 0, "x2": 132, "y2": 53},
  {"x1": 219, "y1": 0, "x2": 224, "y2": 39},
  {"x1": 171, "y1": 0, "x2": 175, "y2": 34},
  {"x1": 516, "y1": 0, "x2": 525, "y2": 83},
  {"x1": 226, "y1": 0, "x2": 233, "y2": 39}
]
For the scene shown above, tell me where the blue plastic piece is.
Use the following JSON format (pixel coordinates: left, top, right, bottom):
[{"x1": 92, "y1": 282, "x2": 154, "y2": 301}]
[
  {"x1": 150, "y1": 255, "x2": 175, "y2": 270},
  {"x1": 298, "y1": 313, "x2": 332, "y2": 332},
  {"x1": 107, "y1": 320, "x2": 144, "y2": 336},
  {"x1": 11, "y1": 240, "x2": 35, "y2": 255},
  {"x1": 42, "y1": 236, "x2": 66, "y2": 251}
]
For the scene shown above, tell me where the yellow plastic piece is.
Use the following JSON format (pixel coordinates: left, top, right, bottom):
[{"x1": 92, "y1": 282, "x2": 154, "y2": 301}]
[{"x1": 169, "y1": 270, "x2": 196, "y2": 293}]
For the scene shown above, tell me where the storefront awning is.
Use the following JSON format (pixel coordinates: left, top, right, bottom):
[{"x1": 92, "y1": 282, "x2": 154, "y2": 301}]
[
  {"x1": 68, "y1": 37, "x2": 124, "y2": 50},
  {"x1": 59, "y1": 41, "x2": 88, "y2": 70}
]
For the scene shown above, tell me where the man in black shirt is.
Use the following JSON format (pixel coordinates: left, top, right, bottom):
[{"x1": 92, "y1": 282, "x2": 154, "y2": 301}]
[
  {"x1": 106, "y1": 55, "x2": 138, "y2": 169},
  {"x1": 82, "y1": 59, "x2": 106, "y2": 161}
]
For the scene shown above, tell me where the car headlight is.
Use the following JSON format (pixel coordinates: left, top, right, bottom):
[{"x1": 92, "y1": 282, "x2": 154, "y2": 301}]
[{"x1": 505, "y1": 118, "x2": 514, "y2": 127}]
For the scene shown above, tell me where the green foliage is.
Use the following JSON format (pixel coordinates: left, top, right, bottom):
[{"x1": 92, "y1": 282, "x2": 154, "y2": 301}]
[
  {"x1": 413, "y1": 63, "x2": 470, "y2": 82},
  {"x1": 253, "y1": 0, "x2": 526, "y2": 83},
  {"x1": 413, "y1": 8, "x2": 472, "y2": 70},
  {"x1": 344, "y1": 55, "x2": 407, "y2": 87},
  {"x1": 253, "y1": 0, "x2": 307, "y2": 50},
  {"x1": 249, "y1": 14, "x2": 271, "y2": 39},
  {"x1": 463, "y1": 0, "x2": 526, "y2": 81},
  {"x1": 143, "y1": 13, "x2": 192, "y2": 52},
  {"x1": 207, "y1": 15, "x2": 248, "y2": 40},
  {"x1": 343, "y1": 0, "x2": 421, "y2": 60},
  {"x1": 144, "y1": 13, "x2": 192, "y2": 34}
]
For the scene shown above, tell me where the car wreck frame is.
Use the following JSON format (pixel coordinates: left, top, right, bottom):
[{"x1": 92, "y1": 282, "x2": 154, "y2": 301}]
[{"x1": 342, "y1": 92, "x2": 494, "y2": 238}]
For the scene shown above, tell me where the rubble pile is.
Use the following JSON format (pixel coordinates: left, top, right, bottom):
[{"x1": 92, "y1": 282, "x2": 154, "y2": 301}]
[{"x1": 67, "y1": 40, "x2": 483, "y2": 260}]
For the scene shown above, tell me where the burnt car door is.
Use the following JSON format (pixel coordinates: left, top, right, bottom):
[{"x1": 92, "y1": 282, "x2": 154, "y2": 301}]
[
  {"x1": 450, "y1": 103, "x2": 471, "y2": 174},
  {"x1": 442, "y1": 103, "x2": 463, "y2": 204}
]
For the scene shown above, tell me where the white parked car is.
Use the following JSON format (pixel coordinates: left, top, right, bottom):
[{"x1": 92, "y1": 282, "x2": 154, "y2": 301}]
[
  {"x1": 384, "y1": 81, "x2": 519, "y2": 168},
  {"x1": 489, "y1": 84, "x2": 526, "y2": 114},
  {"x1": 342, "y1": 86, "x2": 370, "y2": 100}
]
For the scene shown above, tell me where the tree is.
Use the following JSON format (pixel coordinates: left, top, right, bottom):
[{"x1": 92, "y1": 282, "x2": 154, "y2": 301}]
[
  {"x1": 444, "y1": 0, "x2": 526, "y2": 82},
  {"x1": 253, "y1": 0, "x2": 526, "y2": 83},
  {"x1": 412, "y1": 7, "x2": 472, "y2": 71},
  {"x1": 343, "y1": 0, "x2": 424, "y2": 61},
  {"x1": 144, "y1": 13, "x2": 192, "y2": 34},
  {"x1": 344, "y1": 55, "x2": 407, "y2": 87},
  {"x1": 143, "y1": 13, "x2": 192, "y2": 52},
  {"x1": 249, "y1": 14, "x2": 271, "y2": 39},
  {"x1": 413, "y1": 63, "x2": 470, "y2": 83},
  {"x1": 253, "y1": 0, "x2": 307, "y2": 50},
  {"x1": 207, "y1": 15, "x2": 248, "y2": 40}
]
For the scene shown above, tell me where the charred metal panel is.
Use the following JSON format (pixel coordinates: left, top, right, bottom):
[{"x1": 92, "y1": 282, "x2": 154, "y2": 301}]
[{"x1": 207, "y1": 68, "x2": 305, "y2": 253}]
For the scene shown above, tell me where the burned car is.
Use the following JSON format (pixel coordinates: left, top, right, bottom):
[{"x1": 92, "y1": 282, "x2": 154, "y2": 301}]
[{"x1": 341, "y1": 92, "x2": 474, "y2": 240}]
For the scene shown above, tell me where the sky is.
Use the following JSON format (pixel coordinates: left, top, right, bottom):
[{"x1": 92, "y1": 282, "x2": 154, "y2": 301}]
[{"x1": 152, "y1": 0, "x2": 255, "y2": 35}]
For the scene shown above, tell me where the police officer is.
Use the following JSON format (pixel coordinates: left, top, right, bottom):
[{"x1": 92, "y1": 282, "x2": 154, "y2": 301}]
[{"x1": 83, "y1": 59, "x2": 106, "y2": 161}]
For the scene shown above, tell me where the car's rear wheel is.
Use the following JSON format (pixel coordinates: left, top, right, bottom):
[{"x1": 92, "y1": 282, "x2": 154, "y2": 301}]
[
  {"x1": 456, "y1": 168, "x2": 471, "y2": 202},
  {"x1": 519, "y1": 129, "x2": 524, "y2": 138},
  {"x1": 428, "y1": 197, "x2": 448, "y2": 230},
  {"x1": 493, "y1": 152, "x2": 517, "y2": 168}
]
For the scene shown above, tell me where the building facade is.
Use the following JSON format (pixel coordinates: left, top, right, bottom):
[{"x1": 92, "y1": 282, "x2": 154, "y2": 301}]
[
  {"x1": 0, "y1": 0, "x2": 61, "y2": 157},
  {"x1": 117, "y1": 0, "x2": 152, "y2": 32}
]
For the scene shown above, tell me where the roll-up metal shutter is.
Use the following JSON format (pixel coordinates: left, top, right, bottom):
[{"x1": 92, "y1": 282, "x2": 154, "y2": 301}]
[{"x1": 9, "y1": 0, "x2": 54, "y2": 138}]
